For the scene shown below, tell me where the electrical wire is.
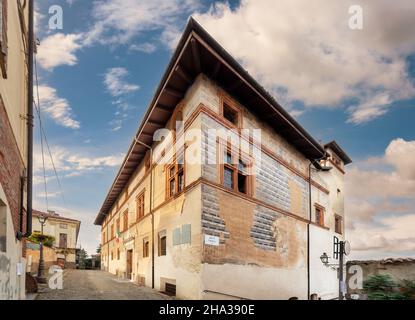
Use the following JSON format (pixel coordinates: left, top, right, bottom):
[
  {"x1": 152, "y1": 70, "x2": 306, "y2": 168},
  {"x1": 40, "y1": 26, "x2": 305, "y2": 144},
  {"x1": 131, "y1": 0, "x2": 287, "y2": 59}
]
[{"x1": 33, "y1": 53, "x2": 67, "y2": 208}]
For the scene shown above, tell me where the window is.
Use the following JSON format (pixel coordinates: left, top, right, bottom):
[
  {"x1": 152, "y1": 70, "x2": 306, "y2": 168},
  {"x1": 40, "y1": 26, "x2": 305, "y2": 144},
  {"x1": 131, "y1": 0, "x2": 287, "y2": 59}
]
[
  {"x1": 60, "y1": 223, "x2": 68, "y2": 229},
  {"x1": 158, "y1": 231, "x2": 167, "y2": 256},
  {"x1": 166, "y1": 154, "x2": 184, "y2": 198},
  {"x1": 143, "y1": 237, "x2": 149, "y2": 258},
  {"x1": 102, "y1": 231, "x2": 106, "y2": 244},
  {"x1": 123, "y1": 210, "x2": 128, "y2": 231},
  {"x1": 111, "y1": 251, "x2": 113, "y2": 260},
  {"x1": 110, "y1": 224, "x2": 114, "y2": 239},
  {"x1": 222, "y1": 149, "x2": 251, "y2": 195},
  {"x1": 222, "y1": 102, "x2": 240, "y2": 127},
  {"x1": 59, "y1": 233, "x2": 67, "y2": 248},
  {"x1": 136, "y1": 192, "x2": 145, "y2": 221},
  {"x1": 0, "y1": 201, "x2": 6, "y2": 252},
  {"x1": 335, "y1": 215, "x2": 342, "y2": 234},
  {"x1": 315, "y1": 205, "x2": 325, "y2": 226},
  {"x1": 116, "y1": 218, "x2": 120, "y2": 233},
  {"x1": 117, "y1": 248, "x2": 120, "y2": 260},
  {"x1": 0, "y1": 0, "x2": 8, "y2": 78}
]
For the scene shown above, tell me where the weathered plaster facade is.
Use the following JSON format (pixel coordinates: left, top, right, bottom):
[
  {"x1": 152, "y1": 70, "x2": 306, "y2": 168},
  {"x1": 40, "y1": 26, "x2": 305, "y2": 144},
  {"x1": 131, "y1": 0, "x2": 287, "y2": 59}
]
[
  {"x1": 29, "y1": 210, "x2": 81, "y2": 269},
  {"x1": 0, "y1": 0, "x2": 29, "y2": 300},
  {"x1": 98, "y1": 75, "x2": 350, "y2": 299}
]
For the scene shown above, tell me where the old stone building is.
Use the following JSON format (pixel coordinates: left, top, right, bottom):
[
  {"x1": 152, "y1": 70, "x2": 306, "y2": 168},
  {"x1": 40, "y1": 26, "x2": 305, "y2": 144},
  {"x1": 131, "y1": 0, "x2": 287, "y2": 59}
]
[
  {"x1": 0, "y1": 0, "x2": 31, "y2": 300},
  {"x1": 28, "y1": 210, "x2": 81, "y2": 270},
  {"x1": 95, "y1": 18, "x2": 351, "y2": 300}
]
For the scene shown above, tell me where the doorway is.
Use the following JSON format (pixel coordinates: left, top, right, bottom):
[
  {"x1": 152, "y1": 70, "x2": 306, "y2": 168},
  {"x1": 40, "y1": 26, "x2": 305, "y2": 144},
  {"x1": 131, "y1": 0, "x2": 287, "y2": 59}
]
[{"x1": 126, "y1": 250, "x2": 133, "y2": 280}]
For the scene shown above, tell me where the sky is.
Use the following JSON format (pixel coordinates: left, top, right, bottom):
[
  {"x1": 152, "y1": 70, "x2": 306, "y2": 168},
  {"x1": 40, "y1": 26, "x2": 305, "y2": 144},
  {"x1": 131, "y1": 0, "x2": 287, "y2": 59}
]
[{"x1": 33, "y1": 0, "x2": 415, "y2": 259}]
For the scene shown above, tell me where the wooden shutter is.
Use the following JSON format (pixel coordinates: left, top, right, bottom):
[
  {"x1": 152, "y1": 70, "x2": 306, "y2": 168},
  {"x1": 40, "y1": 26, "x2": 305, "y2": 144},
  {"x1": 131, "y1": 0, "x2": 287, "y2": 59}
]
[{"x1": 0, "y1": 0, "x2": 8, "y2": 78}]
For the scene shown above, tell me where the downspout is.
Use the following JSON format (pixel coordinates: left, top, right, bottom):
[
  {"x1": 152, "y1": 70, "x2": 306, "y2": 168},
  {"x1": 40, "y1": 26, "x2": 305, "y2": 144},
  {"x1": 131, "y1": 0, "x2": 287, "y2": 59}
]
[
  {"x1": 135, "y1": 139, "x2": 154, "y2": 289},
  {"x1": 17, "y1": 0, "x2": 33, "y2": 239},
  {"x1": 307, "y1": 154, "x2": 327, "y2": 300}
]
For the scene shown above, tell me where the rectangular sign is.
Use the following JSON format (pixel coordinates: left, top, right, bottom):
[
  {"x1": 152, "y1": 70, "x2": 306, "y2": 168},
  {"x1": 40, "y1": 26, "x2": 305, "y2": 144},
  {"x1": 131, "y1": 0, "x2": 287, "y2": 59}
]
[{"x1": 204, "y1": 234, "x2": 220, "y2": 246}]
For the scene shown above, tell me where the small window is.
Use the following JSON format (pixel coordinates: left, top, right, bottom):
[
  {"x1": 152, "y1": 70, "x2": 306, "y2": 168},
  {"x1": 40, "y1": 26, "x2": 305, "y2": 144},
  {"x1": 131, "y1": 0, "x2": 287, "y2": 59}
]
[
  {"x1": 222, "y1": 150, "x2": 250, "y2": 195},
  {"x1": 136, "y1": 192, "x2": 145, "y2": 221},
  {"x1": 143, "y1": 238, "x2": 149, "y2": 258},
  {"x1": 166, "y1": 155, "x2": 185, "y2": 199},
  {"x1": 335, "y1": 215, "x2": 342, "y2": 234},
  {"x1": 0, "y1": 201, "x2": 6, "y2": 252},
  {"x1": 117, "y1": 248, "x2": 120, "y2": 260},
  {"x1": 315, "y1": 205, "x2": 324, "y2": 226},
  {"x1": 110, "y1": 224, "x2": 114, "y2": 239},
  {"x1": 223, "y1": 102, "x2": 239, "y2": 126},
  {"x1": 0, "y1": 0, "x2": 8, "y2": 79},
  {"x1": 158, "y1": 231, "x2": 167, "y2": 256},
  {"x1": 123, "y1": 210, "x2": 128, "y2": 231}
]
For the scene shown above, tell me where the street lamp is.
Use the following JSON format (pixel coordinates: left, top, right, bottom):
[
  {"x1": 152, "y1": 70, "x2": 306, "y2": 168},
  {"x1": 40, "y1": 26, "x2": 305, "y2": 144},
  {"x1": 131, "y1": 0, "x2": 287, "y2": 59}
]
[
  {"x1": 319, "y1": 238, "x2": 351, "y2": 300},
  {"x1": 36, "y1": 214, "x2": 48, "y2": 284},
  {"x1": 320, "y1": 252, "x2": 329, "y2": 266}
]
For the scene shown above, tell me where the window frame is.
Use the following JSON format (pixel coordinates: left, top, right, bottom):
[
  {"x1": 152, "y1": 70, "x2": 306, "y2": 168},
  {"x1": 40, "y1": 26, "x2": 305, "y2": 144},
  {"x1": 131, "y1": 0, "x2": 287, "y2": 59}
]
[
  {"x1": 136, "y1": 190, "x2": 145, "y2": 222},
  {"x1": 0, "y1": 0, "x2": 8, "y2": 78},
  {"x1": 166, "y1": 151, "x2": 185, "y2": 199},
  {"x1": 334, "y1": 214, "x2": 343, "y2": 234},
  {"x1": 220, "y1": 96, "x2": 242, "y2": 128},
  {"x1": 158, "y1": 231, "x2": 167, "y2": 257},
  {"x1": 314, "y1": 204, "x2": 325, "y2": 227},
  {"x1": 123, "y1": 210, "x2": 128, "y2": 231},
  {"x1": 219, "y1": 143, "x2": 253, "y2": 196},
  {"x1": 143, "y1": 237, "x2": 149, "y2": 258}
]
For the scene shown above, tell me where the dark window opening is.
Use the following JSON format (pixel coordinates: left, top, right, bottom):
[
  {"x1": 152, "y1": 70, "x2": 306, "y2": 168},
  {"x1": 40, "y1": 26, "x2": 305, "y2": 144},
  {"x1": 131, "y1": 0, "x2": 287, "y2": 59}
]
[
  {"x1": 237, "y1": 172, "x2": 247, "y2": 193},
  {"x1": 164, "y1": 283, "x2": 176, "y2": 296},
  {"x1": 159, "y1": 234, "x2": 167, "y2": 256},
  {"x1": 143, "y1": 238, "x2": 149, "y2": 258},
  {"x1": 335, "y1": 215, "x2": 342, "y2": 234},
  {"x1": 315, "y1": 206, "x2": 324, "y2": 226},
  {"x1": 223, "y1": 103, "x2": 239, "y2": 126}
]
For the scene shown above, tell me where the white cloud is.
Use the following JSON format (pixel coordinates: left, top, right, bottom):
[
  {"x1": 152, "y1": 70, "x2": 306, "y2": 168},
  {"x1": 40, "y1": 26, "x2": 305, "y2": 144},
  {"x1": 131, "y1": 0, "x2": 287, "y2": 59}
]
[
  {"x1": 192, "y1": 0, "x2": 415, "y2": 123},
  {"x1": 104, "y1": 67, "x2": 140, "y2": 97},
  {"x1": 37, "y1": 85, "x2": 80, "y2": 129},
  {"x1": 346, "y1": 138, "x2": 415, "y2": 259},
  {"x1": 33, "y1": 144, "x2": 124, "y2": 186},
  {"x1": 84, "y1": 0, "x2": 200, "y2": 46},
  {"x1": 129, "y1": 42, "x2": 157, "y2": 54},
  {"x1": 37, "y1": 33, "x2": 83, "y2": 70}
]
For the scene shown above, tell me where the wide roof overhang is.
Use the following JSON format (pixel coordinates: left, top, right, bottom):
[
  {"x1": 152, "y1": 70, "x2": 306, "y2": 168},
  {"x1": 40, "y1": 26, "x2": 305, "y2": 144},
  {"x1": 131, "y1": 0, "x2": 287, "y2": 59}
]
[{"x1": 94, "y1": 18, "x2": 325, "y2": 225}]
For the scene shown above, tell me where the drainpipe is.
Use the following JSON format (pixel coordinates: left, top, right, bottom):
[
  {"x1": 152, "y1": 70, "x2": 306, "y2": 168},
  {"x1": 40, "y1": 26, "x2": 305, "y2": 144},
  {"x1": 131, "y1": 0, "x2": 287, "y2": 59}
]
[
  {"x1": 134, "y1": 138, "x2": 154, "y2": 289},
  {"x1": 307, "y1": 154, "x2": 327, "y2": 300},
  {"x1": 17, "y1": 0, "x2": 34, "y2": 239}
]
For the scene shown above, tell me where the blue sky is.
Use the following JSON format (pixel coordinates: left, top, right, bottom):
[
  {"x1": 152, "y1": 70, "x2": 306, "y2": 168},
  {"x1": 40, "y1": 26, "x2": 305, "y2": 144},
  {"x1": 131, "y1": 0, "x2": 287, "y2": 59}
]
[{"x1": 33, "y1": 0, "x2": 415, "y2": 258}]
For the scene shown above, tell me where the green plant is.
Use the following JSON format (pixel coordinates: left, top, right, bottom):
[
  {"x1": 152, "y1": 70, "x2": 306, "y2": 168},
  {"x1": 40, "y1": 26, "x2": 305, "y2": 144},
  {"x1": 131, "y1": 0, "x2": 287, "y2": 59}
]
[
  {"x1": 401, "y1": 279, "x2": 415, "y2": 299},
  {"x1": 28, "y1": 232, "x2": 55, "y2": 248},
  {"x1": 363, "y1": 274, "x2": 406, "y2": 300}
]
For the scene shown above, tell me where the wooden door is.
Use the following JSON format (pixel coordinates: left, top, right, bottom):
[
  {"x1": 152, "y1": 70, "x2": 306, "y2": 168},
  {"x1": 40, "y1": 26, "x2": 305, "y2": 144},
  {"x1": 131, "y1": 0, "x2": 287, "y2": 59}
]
[{"x1": 126, "y1": 250, "x2": 133, "y2": 280}]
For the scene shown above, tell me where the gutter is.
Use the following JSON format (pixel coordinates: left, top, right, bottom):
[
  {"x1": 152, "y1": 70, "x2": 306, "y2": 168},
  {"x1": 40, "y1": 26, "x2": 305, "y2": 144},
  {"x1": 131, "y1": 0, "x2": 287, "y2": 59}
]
[
  {"x1": 134, "y1": 138, "x2": 155, "y2": 289},
  {"x1": 25, "y1": 0, "x2": 34, "y2": 238},
  {"x1": 17, "y1": 0, "x2": 33, "y2": 239},
  {"x1": 307, "y1": 154, "x2": 327, "y2": 300}
]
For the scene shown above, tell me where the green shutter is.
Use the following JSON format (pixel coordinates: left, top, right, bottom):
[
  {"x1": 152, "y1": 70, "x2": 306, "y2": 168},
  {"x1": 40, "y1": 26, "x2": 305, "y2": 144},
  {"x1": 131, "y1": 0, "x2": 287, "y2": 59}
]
[
  {"x1": 173, "y1": 228, "x2": 181, "y2": 246},
  {"x1": 182, "y1": 224, "x2": 191, "y2": 244}
]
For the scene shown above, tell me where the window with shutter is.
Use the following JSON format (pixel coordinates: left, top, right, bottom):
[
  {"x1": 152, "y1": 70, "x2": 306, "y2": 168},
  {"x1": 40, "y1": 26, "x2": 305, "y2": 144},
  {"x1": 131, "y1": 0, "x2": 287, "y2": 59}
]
[{"x1": 0, "y1": 0, "x2": 7, "y2": 78}]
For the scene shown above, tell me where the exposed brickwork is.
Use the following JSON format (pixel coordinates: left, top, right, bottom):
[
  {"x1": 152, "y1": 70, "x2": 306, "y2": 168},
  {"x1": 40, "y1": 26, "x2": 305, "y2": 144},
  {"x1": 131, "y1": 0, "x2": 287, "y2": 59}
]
[
  {"x1": 0, "y1": 95, "x2": 25, "y2": 236},
  {"x1": 202, "y1": 184, "x2": 306, "y2": 268}
]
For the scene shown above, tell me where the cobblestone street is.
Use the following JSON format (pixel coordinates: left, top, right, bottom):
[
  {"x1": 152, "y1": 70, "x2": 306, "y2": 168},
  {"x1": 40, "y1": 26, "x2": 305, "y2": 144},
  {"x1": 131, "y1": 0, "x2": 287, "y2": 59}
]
[{"x1": 35, "y1": 269, "x2": 172, "y2": 300}]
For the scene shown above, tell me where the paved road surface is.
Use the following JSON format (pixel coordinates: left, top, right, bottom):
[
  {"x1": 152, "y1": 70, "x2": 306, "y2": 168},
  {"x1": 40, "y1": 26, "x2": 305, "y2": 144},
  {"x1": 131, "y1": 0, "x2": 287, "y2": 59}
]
[{"x1": 36, "y1": 269, "x2": 172, "y2": 300}]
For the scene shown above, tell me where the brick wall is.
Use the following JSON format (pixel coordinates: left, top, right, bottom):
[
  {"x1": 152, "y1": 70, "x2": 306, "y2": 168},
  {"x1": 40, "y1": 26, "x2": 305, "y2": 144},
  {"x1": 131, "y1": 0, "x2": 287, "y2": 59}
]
[{"x1": 0, "y1": 95, "x2": 26, "y2": 236}]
